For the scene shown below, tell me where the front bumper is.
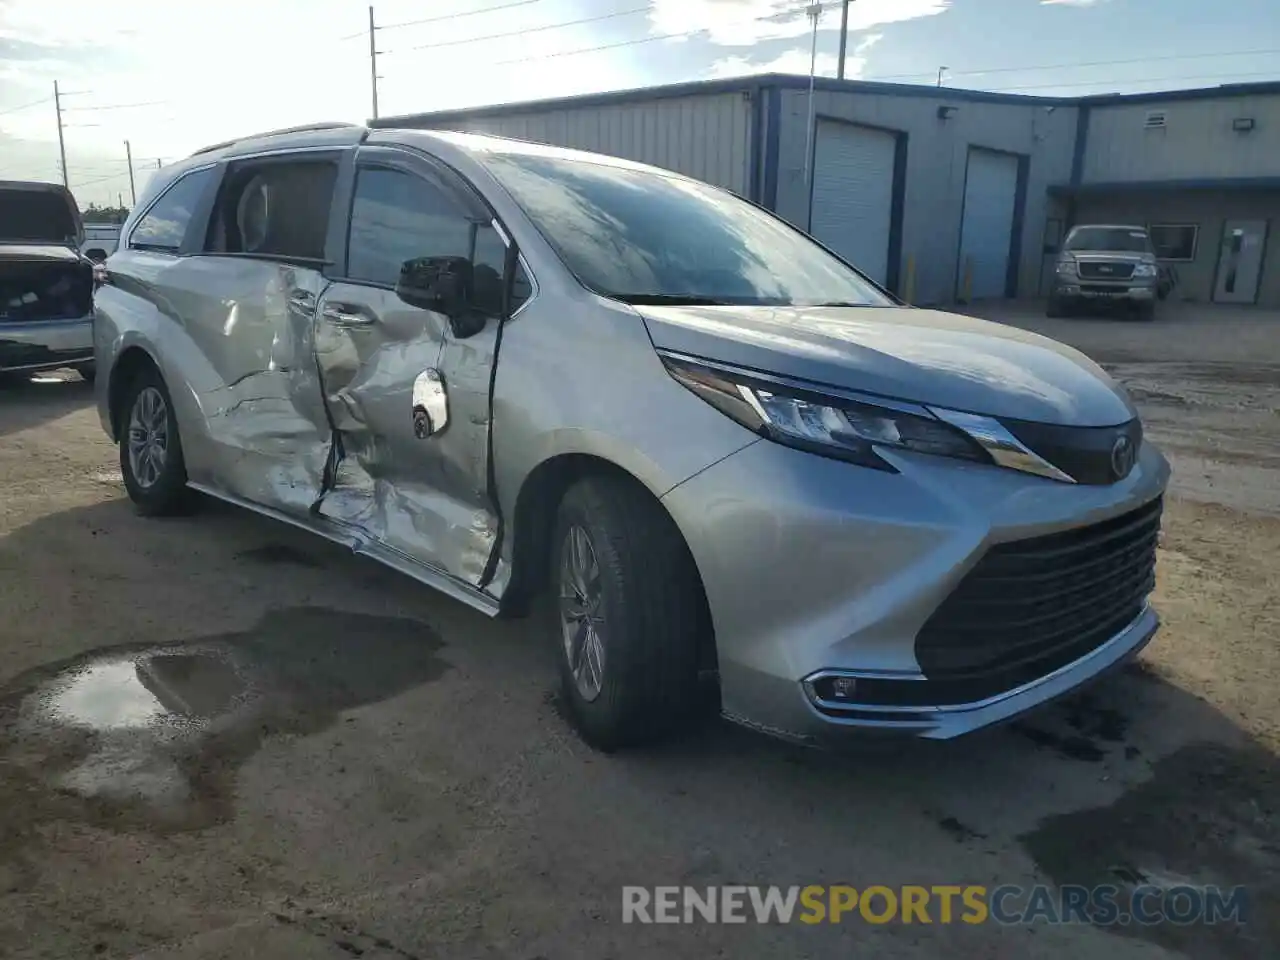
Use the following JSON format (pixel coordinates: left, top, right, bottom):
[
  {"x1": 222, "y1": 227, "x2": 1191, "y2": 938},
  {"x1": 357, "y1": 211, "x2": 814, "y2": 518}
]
[
  {"x1": 661, "y1": 437, "x2": 1170, "y2": 744},
  {"x1": 0, "y1": 316, "x2": 94, "y2": 372},
  {"x1": 1053, "y1": 280, "x2": 1156, "y2": 302}
]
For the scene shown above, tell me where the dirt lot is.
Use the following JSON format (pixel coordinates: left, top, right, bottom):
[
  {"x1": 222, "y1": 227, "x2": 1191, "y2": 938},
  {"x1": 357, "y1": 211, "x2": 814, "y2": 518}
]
[{"x1": 0, "y1": 302, "x2": 1277, "y2": 959}]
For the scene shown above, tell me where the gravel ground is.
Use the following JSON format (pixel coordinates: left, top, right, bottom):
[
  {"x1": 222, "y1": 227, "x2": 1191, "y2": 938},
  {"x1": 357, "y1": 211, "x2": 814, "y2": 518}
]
[{"x1": 0, "y1": 302, "x2": 1277, "y2": 959}]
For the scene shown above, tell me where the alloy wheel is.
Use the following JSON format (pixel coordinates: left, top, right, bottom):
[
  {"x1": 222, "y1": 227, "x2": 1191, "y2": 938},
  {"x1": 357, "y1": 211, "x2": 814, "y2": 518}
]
[
  {"x1": 559, "y1": 524, "x2": 606, "y2": 702},
  {"x1": 127, "y1": 386, "x2": 169, "y2": 490}
]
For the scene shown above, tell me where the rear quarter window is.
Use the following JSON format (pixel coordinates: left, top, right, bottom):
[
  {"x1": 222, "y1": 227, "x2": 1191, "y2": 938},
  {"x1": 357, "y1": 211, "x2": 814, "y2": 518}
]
[{"x1": 130, "y1": 167, "x2": 215, "y2": 253}]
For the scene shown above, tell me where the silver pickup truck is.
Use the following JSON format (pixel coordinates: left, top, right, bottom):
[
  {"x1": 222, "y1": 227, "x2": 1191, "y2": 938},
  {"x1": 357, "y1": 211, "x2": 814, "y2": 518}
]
[
  {"x1": 1049, "y1": 224, "x2": 1160, "y2": 321},
  {"x1": 0, "y1": 180, "x2": 97, "y2": 380}
]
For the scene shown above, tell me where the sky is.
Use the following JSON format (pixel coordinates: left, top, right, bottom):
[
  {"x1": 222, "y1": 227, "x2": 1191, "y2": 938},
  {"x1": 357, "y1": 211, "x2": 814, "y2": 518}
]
[{"x1": 1, "y1": 0, "x2": 1277, "y2": 208}]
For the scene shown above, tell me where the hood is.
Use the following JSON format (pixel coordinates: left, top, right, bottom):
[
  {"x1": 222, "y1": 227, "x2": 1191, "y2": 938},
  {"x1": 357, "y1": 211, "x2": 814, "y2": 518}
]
[
  {"x1": 639, "y1": 304, "x2": 1136, "y2": 427},
  {"x1": 0, "y1": 181, "x2": 82, "y2": 246},
  {"x1": 0, "y1": 243, "x2": 83, "y2": 263}
]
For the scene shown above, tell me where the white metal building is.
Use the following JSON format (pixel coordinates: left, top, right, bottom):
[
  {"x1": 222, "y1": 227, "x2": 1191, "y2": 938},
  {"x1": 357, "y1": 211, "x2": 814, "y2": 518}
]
[{"x1": 378, "y1": 74, "x2": 1280, "y2": 308}]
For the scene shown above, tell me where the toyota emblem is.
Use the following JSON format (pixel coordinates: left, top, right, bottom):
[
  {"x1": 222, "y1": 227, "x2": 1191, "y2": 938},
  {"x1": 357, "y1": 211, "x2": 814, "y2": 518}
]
[{"x1": 1110, "y1": 434, "x2": 1136, "y2": 480}]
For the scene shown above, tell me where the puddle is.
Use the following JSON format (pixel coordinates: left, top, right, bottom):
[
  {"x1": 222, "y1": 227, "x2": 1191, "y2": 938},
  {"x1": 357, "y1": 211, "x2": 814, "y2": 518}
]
[
  {"x1": 0, "y1": 607, "x2": 448, "y2": 835},
  {"x1": 1020, "y1": 741, "x2": 1280, "y2": 960},
  {"x1": 43, "y1": 654, "x2": 243, "y2": 731}
]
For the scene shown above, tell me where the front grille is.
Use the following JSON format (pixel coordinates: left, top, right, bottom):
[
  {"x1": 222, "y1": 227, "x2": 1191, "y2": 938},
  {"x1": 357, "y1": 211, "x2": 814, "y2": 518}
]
[
  {"x1": 1001, "y1": 417, "x2": 1142, "y2": 485},
  {"x1": 912, "y1": 498, "x2": 1162, "y2": 700},
  {"x1": 1078, "y1": 261, "x2": 1136, "y2": 280}
]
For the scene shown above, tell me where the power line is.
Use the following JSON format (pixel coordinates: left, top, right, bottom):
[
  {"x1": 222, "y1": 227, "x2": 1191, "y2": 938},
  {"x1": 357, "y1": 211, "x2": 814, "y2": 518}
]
[
  {"x1": 386, "y1": 4, "x2": 651, "y2": 55},
  {"x1": 61, "y1": 100, "x2": 168, "y2": 113},
  {"x1": 339, "y1": 0, "x2": 547, "y2": 40},
  {"x1": 0, "y1": 94, "x2": 52, "y2": 118},
  {"x1": 379, "y1": 2, "x2": 810, "y2": 72}
]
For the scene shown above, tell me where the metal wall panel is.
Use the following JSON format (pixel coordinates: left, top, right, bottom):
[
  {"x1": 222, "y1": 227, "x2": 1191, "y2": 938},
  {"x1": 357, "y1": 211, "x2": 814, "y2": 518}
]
[
  {"x1": 404, "y1": 92, "x2": 754, "y2": 196},
  {"x1": 809, "y1": 120, "x2": 897, "y2": 285},
  {"x1": 772, "y1": 88, "x2": 1079, "y2": 305},
  {"x1": 957, "y1": 148, "x2": 1020, "y2": 299},
  {"x1": 1084, "y1": 95, "x2": 1280, "y2": 183}
]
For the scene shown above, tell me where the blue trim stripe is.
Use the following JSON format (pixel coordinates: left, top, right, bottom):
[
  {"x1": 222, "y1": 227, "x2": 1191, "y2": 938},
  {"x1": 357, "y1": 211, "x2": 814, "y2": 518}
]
[
  {"x1": 374, "y1": 73, "x2": 1280, "y2": 131},
  {"x1": 763, "y1": 86, "x2": 782, "y2": 211},
  {"x1": 1007, "y1": 154, "x2": 1031, "y2": 298},
  {"x1": 1051, "y1": 176, "x2": 1280, "y2": 195},
  {"x1": 748, "y1": 83, "x2": 764, "y2": 203}
]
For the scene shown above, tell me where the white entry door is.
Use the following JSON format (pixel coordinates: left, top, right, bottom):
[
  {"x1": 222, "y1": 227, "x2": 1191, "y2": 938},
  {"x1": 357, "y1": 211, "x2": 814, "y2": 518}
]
[
  {"x1": 957, "y1": 149, "x2": 1020, "y2": 299},
  {"x1": 1213, "y1": 220, "x2": 1267, "y2": 304}
]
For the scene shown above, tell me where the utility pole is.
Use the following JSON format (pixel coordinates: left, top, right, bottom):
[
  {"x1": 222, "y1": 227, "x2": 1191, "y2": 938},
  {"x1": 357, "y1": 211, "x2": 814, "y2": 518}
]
[
  {"x1": 368, "y1": 5, "x2": 380, "y2": 120},
  {"x1": 803, "y1": 3, "x2": 822, "y2": 194},
  {"x1": 124, "y1": 139, "x2": 136, "y2": 205},
  {"x1": 937, "y1": 66, "x2": 948, "y2": 87},
  {"x1": 836, "y1": 0, "x2": 851, "y2": 80},
  {"x1": 156, "y1": 159, "x2": 162, "y2": 170},
  {"x1": 54, "y1": 81, "x2": 68, "y2": 187}
]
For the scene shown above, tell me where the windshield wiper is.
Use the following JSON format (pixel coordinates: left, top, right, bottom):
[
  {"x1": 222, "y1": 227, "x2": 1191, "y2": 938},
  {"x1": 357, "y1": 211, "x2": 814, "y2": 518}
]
[{"x1": 609, "y1": 293, "x2": 735, "y2": 306}]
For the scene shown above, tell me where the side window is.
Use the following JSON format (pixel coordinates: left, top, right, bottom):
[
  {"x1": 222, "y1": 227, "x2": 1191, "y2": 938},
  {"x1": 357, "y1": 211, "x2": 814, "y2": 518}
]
[
  {"x1": 129, "y1": 167, "x2": 214, "y2": 252},
  {"x1": 347, "y1": 166, "x2": 528, "y2": 315},
  {"x1": 205, "y1": 159, "x2": 338, "y2": 261}
]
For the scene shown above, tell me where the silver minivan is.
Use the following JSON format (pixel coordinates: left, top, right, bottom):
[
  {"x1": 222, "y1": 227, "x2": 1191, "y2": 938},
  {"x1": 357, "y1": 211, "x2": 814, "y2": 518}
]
[{"x1": 94, "y1": 124, "x2": 1169, "y2": 750}]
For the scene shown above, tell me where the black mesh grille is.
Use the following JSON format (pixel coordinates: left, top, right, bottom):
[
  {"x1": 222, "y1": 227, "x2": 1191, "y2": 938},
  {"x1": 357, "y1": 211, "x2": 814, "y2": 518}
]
[
  {"x1": 913, "y1": 498, "x2": 1161, "y2": 695},
  {"x1": 1001, "y1": 417, "x2": 1143, "y2": 485},
  {"x1": 1078, "y1": 261, "x2": 1136, "y2": 280}
]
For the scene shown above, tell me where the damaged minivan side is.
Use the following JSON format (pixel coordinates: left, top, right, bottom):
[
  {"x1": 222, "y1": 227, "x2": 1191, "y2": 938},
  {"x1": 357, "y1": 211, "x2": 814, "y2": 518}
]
[
  {"x1": 0, "y1": 180, "x2": 97, "y2": 379},
  {"x1": 95, "y1": 124, "x2": 1168, "y2": 752}
]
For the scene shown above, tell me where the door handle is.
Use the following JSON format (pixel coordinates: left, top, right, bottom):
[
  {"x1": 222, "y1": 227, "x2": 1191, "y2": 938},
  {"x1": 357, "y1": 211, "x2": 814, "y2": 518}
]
[
  {"x1": 287, "y1": 289, "x2": 315, "y2": 316},
  {"x1": 321, "y1": 302, "x2": 376, "y2": 328}
]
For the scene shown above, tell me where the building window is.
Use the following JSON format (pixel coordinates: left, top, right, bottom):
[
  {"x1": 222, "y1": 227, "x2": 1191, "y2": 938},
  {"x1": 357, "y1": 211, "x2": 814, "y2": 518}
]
[{"x1": 1148, "y1": 224, "x2": 1199, "y2": 262}]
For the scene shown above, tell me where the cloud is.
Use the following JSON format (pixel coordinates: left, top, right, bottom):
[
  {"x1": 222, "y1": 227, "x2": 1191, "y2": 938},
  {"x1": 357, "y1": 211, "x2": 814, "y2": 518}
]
[
  {"x1": 707, "y1": 32, "x2": 882, "y2": 80},
  {"x1": 650, "y1": 0, "x2": 947, "y2": 47}
]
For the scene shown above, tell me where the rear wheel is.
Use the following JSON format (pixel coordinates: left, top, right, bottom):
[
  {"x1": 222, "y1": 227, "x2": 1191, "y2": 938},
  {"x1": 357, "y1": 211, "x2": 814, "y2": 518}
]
[
  {"x1": 119, "y1": 366, "x2": 193, "y2": 515},
  {"x1": 550, "y1": 475, "x2": 707, "y2": 751}
]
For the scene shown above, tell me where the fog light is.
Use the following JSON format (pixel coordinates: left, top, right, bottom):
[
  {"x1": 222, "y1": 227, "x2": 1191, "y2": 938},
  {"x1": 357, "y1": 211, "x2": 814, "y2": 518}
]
[{"x1": 830, "y1": 677, "x2": 858, "y2": 700}]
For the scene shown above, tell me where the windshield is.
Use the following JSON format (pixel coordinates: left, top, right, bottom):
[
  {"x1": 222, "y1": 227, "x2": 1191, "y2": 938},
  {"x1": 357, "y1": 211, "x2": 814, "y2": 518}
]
[
  {"x1": 481, "y1": 152, "x2": 892, "y2": 307},
  {"x1": 1065, "y1": 227, "x2": 1152, "y2": 253},
  {"x1": 0, "y1": 187, "x2": 79, "y2": 244}
]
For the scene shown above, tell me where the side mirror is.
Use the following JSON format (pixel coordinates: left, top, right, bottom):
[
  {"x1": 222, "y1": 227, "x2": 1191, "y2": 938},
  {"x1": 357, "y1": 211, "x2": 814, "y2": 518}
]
[
  {"x1": 396, "y1": 256, "x2": 486, "y2": 338},
  {"x1": 84, "y1": 247, "x2": 108, "y2": 263}
]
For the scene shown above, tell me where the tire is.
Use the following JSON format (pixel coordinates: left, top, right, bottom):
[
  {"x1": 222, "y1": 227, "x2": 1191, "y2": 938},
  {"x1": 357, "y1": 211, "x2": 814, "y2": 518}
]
[
  {"x1": 549, "y1": 475, "x2": 707, "y2": 751},
  {"x1": 1046, "y1": 297, "x2": 1069, "y2": 319},
  {"x1": 75, "y1": 362, "x2": 96, "y2": 384},
  {"x1": 118, "y1": 365, "x2": 194, "y2": 516}
]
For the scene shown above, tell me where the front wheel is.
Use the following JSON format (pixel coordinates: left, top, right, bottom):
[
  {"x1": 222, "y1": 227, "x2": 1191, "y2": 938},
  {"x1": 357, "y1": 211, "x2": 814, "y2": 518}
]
[
  {"x1": 550, "y1": 475, "x2": 708, "y2": 751},
  {"x1": 119, "y1": 366, "x2": 194, "y2": 516}
]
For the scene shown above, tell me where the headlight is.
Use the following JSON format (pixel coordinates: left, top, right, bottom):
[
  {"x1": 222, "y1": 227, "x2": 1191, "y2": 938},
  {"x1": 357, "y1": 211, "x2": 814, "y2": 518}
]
[
  {"x1": 1132, "y1": 263, "x2": 1158, "y2": 278},
  {"x1": 661, "y1": 354, "x2": 990, "y2": 472},
  {"x1": 1055, "y1": 260, "x2": 1077, "y2": 276}
]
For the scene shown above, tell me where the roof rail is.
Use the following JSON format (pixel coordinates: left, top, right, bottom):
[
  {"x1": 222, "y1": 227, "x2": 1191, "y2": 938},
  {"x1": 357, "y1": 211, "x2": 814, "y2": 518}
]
[{"x1": 189, "y1": 122, "x2": 361, "y2": 157}]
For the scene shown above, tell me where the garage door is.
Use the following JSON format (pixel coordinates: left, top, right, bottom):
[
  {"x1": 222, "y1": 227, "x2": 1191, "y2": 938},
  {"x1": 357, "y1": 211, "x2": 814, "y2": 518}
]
[
  {"x1": 957, "y1": 148, "x2": 1020, "y2": 299},
  {"x1": 809, "y1": 120, "x2": 897, "y2": 286}
]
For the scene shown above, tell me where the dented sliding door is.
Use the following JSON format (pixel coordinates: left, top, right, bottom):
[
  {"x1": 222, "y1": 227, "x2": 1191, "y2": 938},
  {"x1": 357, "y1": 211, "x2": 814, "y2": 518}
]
[{"x1": 311, "y1": 149, "x2": 501, "y2": 586}]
